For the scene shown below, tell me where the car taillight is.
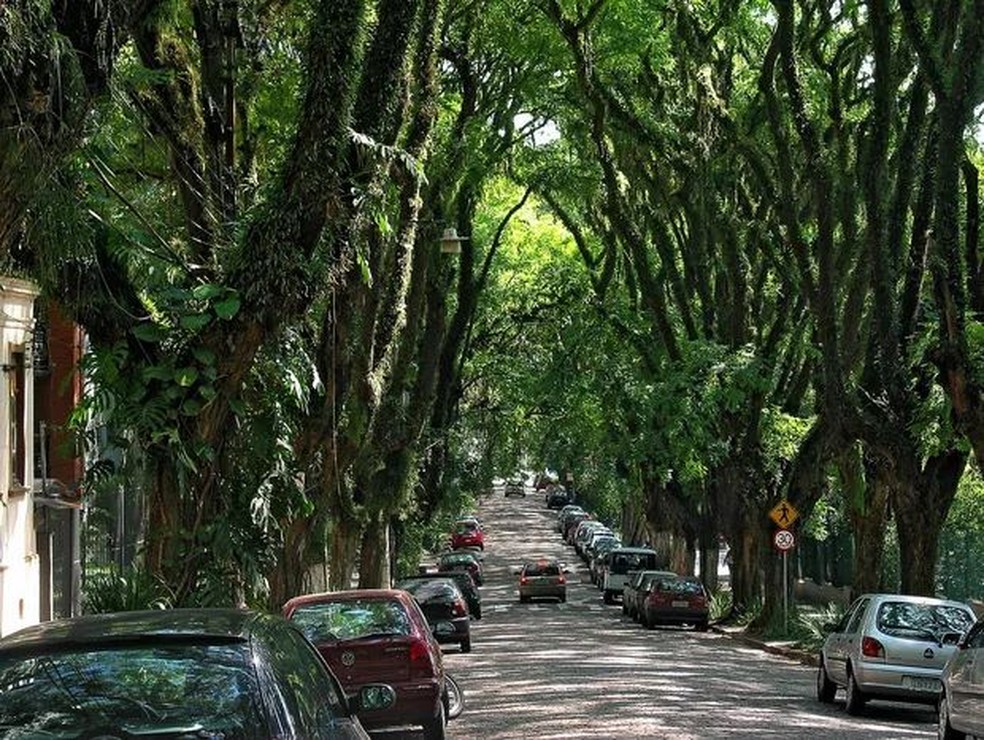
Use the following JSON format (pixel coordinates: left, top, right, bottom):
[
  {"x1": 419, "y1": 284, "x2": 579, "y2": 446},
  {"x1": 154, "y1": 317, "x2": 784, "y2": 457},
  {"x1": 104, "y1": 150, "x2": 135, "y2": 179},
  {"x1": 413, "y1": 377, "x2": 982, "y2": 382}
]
[
  {"x1": 862, "y1": 636, "x2": 885, "y2": 658},
  {"x1": 557, "y1": 575, "x2": 566, "y2": 584},
  {"x1": 409, "y1": 638, "x2": 436, "y2": 678},
  {"x1": 452, "y1": 598, "x2": 468, "y2": 617},
  {"x1": 520, "y1": 576, "x2": 528, "y2": 585}
]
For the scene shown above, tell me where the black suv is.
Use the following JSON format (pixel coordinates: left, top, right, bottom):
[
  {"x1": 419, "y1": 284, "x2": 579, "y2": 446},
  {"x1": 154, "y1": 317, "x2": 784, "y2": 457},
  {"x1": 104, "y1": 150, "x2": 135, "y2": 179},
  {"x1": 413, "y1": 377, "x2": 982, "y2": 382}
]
[{"x1": 547, "y1": 487, "x2": 572, "y2": 509}]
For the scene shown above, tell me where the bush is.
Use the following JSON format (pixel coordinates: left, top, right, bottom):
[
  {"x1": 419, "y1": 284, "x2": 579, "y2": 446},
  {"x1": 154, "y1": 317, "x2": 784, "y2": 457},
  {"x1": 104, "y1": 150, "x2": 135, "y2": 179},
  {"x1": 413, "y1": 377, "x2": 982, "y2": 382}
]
[{"x1": 83, "y1": 566, "x2": 171, "y2": 614}]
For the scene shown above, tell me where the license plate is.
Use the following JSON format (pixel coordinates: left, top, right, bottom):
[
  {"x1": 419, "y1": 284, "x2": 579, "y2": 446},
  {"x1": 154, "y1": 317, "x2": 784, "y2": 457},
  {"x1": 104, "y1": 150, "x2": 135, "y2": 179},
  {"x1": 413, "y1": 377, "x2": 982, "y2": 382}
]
[
  {"x1": 672, "y1": 600, "x2": 689, "y2": 608},
  {"x1": 901, "y1": 676, "x2": 939, "y2": 693}
]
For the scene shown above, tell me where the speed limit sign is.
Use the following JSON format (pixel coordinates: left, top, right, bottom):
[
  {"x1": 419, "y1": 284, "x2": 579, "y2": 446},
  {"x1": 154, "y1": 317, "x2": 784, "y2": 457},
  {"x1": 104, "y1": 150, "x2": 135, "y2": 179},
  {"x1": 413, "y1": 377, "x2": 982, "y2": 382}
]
[{"x1": 773, "y1": 528, "x2": 796, "y2": 552}]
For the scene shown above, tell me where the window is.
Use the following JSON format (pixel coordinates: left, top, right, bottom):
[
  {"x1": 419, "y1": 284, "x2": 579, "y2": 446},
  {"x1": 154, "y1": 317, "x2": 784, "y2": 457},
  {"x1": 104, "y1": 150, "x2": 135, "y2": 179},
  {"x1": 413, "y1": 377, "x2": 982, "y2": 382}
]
[
  {"x1": 524, "y1": 562, "x2": 560, "y2": 577},
  {"x1": 288, "y1": 600, "x2": 411, "y2": 643},
  {"x1": 845, "y1": 599, "x2": 869, "y2": 633},
  {"x1": 8, "y1": 351, "x2": 25, "y2": 487},
  {"x1": 876, "y1": 601, "x2": 975, "y2": 641}
]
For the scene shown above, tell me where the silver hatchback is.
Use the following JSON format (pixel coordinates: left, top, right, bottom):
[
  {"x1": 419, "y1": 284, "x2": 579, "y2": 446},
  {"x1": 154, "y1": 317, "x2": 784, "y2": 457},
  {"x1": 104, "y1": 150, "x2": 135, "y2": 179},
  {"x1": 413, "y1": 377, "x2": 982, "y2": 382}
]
[
  {"x1": 938, "y1": 615, "x2": 984, "y2": 739},
  {"x1": 816, "y1": 594, "x2": 976, "y2": 715}
]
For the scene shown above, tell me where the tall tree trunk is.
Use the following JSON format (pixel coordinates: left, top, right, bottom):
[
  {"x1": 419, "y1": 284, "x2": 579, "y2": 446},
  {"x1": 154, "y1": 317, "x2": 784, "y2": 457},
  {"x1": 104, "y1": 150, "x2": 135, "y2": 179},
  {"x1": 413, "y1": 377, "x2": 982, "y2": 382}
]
[
  {"x1": 329, "y1": 517, "x2": 361, "y2": 591},
  {"x1": 269, "y1": 518, "x2": 312, "y2": 607},
  {"x1": 357, "y1": 514, "x2": 391, "y2": 588},
  {"x1": 850, "y1": 477, "x2": 889, "y2": 599}
]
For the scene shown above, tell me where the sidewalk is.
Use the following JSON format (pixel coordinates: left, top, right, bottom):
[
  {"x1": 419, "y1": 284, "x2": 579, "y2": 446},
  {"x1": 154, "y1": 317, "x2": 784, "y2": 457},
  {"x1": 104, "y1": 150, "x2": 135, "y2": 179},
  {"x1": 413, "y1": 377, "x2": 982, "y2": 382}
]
[{"x1": 711, "y1": 623, "x2": 819, "y2": 667}]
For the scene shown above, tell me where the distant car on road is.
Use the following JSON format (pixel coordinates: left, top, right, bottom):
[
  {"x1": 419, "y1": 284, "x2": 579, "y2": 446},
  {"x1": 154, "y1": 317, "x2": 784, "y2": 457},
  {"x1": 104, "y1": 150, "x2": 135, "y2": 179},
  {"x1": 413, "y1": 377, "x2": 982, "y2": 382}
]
[
  {"x1": 938, "y1": 614, "x2": 984, "y2": 739},
  {"x1": 815, "y1": 593, "x2": 975, "y2": 715},
  {"x1": 504, "y1": 479, "x2": 526, "y2": 497},
  {"x1": 284, "y1": 589, "x2": 449, "y2": 739},
  {"x1": 519, "y1": 558, "x2": 567, "y2": 603},
  {"x1": 398, "y1": 577, "x2": 473, "y2": 653},
  {"x1": 0, "y1": 608, "x2": 390, "y2": 739},
  {"x1": 622, "y1": 569, "x2": 678, "y2": 621},
  {"x1": 403, "y1": 571, "x2": 483, "y2": 620},
  {"x1": 640, "y1": 576, "x2": 710, "y2": 631}
]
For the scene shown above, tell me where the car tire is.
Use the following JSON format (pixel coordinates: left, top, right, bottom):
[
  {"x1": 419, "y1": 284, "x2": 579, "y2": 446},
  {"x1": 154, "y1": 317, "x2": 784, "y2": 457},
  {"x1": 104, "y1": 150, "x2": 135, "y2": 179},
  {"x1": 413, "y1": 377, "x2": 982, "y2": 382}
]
[
  {"x1": 844, "y1": 666, "x2": 867, "y2": 716},
  {"x1": 646, "y1": 615, "x2": 656, "y2": 630},
  {"x1": 815, "y1": 659, "x2": 836, "y2": 704},
  {"x1": 695, "y1": 621, "x2": 709, "y2": 632},
  {"x1": 519, "y1": 595, "x2": 529, "y2": 604},
  {"x1": 622, "y1": 601, "x2": 628, "y2": 615},
  {"x1": 560, "y1": 594, "x2": 567, "y2": 603},
  {"x1": 460, "y1": 637, "x2": 471, "y2": 654},
  {"x1": 938, "y1": 691, "x2": 966, "y2": 740},
  {"x1": 422, "y1": 700, "x2": 447, "y2": 740},
  {"x1": 603, "y1": 591, "x2": 614, "y2": 605},
  {"x1": 474, "y1": 609, "x2": 482, "y2": 620}
]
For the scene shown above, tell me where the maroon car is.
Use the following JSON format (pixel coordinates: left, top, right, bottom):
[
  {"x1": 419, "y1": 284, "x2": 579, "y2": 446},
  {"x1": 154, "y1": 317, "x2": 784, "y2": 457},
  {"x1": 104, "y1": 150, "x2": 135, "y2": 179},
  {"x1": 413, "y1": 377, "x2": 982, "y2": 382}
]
[
  {"x1": 283, "y1": 590, "x2": 448, "y2": 739},
  {"x1": 641, "y1": 576, "x2": 710, "y2": 631}
]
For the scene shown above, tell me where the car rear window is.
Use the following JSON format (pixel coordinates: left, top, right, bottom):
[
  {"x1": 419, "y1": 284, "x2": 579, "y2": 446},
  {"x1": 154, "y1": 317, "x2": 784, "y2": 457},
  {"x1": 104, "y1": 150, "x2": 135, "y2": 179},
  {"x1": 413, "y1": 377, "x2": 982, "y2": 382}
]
[
  {"x1": 524, "y1": 563, "x2": 560, "y2": 576},
  {"x1": 455, "y1": 522, "x2": 477, "y2": 533},
  {"x1": 289, "y1": 599, "x2": 411, "y2": 642},
  {"x1": 400, "y1": 580, "x2": 459, "y2": 602},
  {"x1": 611, "y1": 552, "x2": 658, "y2": 574},
  {"x1": 876, "y1": 601, "x2": 975, "y2": 641},
  {"x1": 0, "y1": 642, "x2": 264, "y2": 738},
  {"x1": 441, "y1": 554, "x2": 476, "y2": 567},
  {"x1": 656, "y1": 578, "x2": 705, "y2": 595}
]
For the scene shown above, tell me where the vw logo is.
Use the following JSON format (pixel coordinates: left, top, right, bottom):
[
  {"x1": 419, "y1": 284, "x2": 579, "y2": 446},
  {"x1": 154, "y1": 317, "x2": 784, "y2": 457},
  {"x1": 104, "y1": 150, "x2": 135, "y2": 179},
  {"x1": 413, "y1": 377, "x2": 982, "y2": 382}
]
[
  {"x1": 341, "y1": 651, "x2": 356, "y2": 667},
  {"x1": 924, "y1": 647, "x2": 935, "y2": 659}
]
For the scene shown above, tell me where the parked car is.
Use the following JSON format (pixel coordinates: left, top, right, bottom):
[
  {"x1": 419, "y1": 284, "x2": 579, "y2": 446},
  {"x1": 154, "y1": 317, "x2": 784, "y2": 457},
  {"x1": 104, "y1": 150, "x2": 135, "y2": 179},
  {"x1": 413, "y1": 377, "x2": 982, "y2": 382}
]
[
  {"x1": 640, "y1": 575, "x2": 710, "y2": 631},
  {"x1": 583, "y1": 530, "x2": 619, "y2": 563},
  {"x1": 564, "y1": 514, "x2": 593, "y2": 545},
  {"x1": 284, "y1": 589, "x2": 449, "y2": 739},
  {"x1": 397, "y1": 578, "x2": 472, "y2": 653},
  {"x1": 815, "y1": 593, "x2": 975, "y2": 715},
  {"x1": 0, "y1": 608, "x2": 392, "y2": 739},
  {"x1": 574, "y1": 521, "x2": 611, "y2": 557},
  {"x1": 547, "y1": 487, "x2": 572, "y2": 509},
  {"x1": 622, "y1": 569, "x2": 678, "y2": 621},
  {"x1": 558, "y1": 507, "x2": 587, "y2": 534},
  {"x1": 403, "y1": 571, "x2": 483, "y2": 620},
  {"x1": 504, "y1": 479, "x2": 526, "y2": 497},
  {"x1": 939, "y1": 615, "x2": 984, "y2": 739},
  {"x1": 450, "y1": 519, "x2": 485, "y2": 550},
  {"x1": 589, "y1": 538, "x2": 623, "y2": 584},
  {"x1": 519, "y1": 558, "x2": 568, "y2": 603},
  {"x1": 601, "y1": 547, "x2": 662, "y2": 604},
  {"x1": 437, "y1": 550, "x2": 484, "y2": 585}
]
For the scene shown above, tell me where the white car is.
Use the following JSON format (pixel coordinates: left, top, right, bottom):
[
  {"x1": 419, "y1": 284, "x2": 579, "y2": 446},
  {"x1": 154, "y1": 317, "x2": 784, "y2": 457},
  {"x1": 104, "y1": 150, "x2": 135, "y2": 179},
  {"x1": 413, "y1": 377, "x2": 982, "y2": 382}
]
[
  {"x1": 938, "y1": 615, "x2": 984, "y2": 739},
  {"x1": 600, "y1": 547, "x2": 660, "y2": 604}
]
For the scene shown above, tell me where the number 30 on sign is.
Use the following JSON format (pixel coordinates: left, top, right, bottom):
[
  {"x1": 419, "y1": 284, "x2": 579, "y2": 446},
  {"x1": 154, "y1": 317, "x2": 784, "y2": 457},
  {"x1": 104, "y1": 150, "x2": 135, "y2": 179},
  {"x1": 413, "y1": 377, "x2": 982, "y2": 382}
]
[{"x1": 773, "y1": 529, "x2": 796, "y2": 552}]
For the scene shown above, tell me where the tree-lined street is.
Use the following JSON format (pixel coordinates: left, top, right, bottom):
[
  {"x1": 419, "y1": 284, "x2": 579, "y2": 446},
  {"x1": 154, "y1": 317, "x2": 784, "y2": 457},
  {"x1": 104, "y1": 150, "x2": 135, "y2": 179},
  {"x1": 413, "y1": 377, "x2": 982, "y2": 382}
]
[{"x1": 440, "y1": 488, "x2": 937, "y2": 738}]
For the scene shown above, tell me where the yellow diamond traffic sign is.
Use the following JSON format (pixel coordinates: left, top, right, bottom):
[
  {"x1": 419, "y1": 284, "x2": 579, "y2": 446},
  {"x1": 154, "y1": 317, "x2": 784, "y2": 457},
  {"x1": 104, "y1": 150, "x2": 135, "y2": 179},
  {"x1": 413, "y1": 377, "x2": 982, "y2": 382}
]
[{"x1": 769, "y1": 499, "x2": 798, "y2": 528}]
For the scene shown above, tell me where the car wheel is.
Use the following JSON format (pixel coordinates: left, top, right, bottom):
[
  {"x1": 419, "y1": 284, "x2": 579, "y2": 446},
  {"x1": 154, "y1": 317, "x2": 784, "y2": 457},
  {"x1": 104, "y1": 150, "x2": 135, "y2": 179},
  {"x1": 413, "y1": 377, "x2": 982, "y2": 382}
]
[
  {"x1": 695, "y1": 621, "x2": 709, "y2": 632},
  {"x1": 519, "y1": 595, "x2": 529, "y2": 603},
  {"x1": 474, "y1": 609, "x2": 482, "y2": 620},
  {"x1": 621, "y1": 601, "x2": 628, "y2": 615},
  {"x1": 844, "y1": 666, "x2": 867, "y2": 716},
  {"x1": 646, "y1": 615, "x2": 656, "y2": 630},
  {"x1": 560, "y1": 594, "x2": 567, "y2": 603},
  {"x1": 422, "y1": 700, "x2": 447, "y2": 740},
  {"x1": 603, "y1": 591, "x2": 614, "y2": 605},
  {"x1": 815, "y1": 659, "x2": 836, "y2": 704},
  {"x1": 938, "y1": 691, "x2": 966, "y2": 740},
  {"x1": 460, "y1": 636, "x2": 472, "y2": 654}
]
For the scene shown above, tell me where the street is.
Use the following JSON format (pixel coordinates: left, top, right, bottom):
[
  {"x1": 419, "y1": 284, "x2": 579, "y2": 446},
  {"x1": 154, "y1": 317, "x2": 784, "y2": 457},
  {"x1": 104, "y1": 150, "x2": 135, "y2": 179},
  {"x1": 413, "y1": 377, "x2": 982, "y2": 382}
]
[{"x1": 438, "y1": 488, "x2": 937, "y2": 739}]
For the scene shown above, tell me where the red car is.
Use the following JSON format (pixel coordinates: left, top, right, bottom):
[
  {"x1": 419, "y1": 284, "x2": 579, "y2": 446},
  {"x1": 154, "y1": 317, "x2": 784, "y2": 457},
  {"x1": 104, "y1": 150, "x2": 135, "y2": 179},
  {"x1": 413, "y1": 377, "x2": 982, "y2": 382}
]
[
  {"x1": 283, "y1": 590, "x2": 449, "y2": 739},
  {"x1": 641, "y1": 576, "x2": 710, "y2": 631},
  {"x1": 449, "y1": 520, "x2": 484, "y2": 550}
]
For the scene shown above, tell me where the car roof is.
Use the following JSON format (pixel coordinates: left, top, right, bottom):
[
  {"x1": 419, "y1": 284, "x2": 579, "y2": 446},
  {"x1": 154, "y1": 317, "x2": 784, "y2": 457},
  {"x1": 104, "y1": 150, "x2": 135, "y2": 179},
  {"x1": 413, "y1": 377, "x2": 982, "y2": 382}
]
[
  {"x1": 858, "y1": 593, "x2": 975, "y2": 609},
  {"x1": 612, "y1": 547, "x2": 658, "y2": 554},
  {"x1": 284, "y1": 589, "x2": 411, "y2": 610},
  {"x1": 0, "y1": 608, "x2": 265, "y2": 656}
]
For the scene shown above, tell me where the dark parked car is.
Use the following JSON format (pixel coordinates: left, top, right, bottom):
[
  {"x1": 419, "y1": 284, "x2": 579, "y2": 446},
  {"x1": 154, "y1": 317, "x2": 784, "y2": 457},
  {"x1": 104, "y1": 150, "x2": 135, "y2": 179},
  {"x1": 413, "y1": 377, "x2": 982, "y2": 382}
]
[
  {"x1": 437, "y1": 550, "x2": 484, "y2": 585},
  {"x1": 404, "y1": 571, "x2": 483, "y2": 619},
  {"x1": 0, "y1": 608, "x2": 391, "y2": 739},
  {"x1": 641, "y1": 576, "x2": 710, "y2": 631},
  {"x1": 284, "y1": 590, "x2": 449, "y2": 739},
  {"x1": 547, "y1": 487, "x2": 573, "y2": 509},
  {"x1": 398, "y1": 578, "x2": 473, "y2": 653}
]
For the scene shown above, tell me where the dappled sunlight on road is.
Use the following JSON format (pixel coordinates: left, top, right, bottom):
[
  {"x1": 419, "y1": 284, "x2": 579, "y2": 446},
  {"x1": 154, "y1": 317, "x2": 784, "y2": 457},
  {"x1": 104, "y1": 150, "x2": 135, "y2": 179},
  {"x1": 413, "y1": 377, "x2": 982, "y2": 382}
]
[{"x1": 414, "y1": 489, "x2": 938, "y2": 739}]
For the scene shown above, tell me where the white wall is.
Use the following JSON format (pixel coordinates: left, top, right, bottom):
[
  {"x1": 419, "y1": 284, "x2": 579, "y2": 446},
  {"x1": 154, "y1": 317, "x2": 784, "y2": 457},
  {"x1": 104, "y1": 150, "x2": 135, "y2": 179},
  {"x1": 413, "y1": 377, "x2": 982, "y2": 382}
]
[{"x1": 0, "y1": 278, "x2": 39, "y2": 637}]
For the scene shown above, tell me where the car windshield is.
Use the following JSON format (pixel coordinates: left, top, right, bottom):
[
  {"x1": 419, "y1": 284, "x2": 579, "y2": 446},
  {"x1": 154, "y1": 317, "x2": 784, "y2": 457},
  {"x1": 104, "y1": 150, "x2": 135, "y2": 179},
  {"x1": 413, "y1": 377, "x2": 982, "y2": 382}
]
[
  {"x1": 289, "y1": 599, "x2": 411, "y2": 642},
  {"x1": 0, "y1": 642, "x2": 264, "y2": 738},
  {"x1": 611, "y1": 552, "x2": 658, "y2": 575},
  {"x1": 876, "y1": 601, "x2": 975, "y2": 640},
  {"x1": 524, "y1": 562, "x2": 560, "y2": 576}
]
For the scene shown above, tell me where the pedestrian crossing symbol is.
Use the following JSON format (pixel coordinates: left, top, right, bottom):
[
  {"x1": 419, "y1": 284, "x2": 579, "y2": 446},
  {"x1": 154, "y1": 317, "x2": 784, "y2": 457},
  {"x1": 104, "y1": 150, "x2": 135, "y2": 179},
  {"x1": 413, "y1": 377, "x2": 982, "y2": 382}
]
[{"x1": 768, "y1": 499, "x2": 798, "y2": 527}]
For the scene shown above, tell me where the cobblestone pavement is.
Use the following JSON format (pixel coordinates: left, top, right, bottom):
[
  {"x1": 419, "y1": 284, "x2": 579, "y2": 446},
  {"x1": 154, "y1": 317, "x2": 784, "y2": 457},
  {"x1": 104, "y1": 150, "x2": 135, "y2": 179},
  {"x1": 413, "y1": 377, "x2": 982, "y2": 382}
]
[{"x1": 431, "y1": 487, "x2": 937, "y2": 740}]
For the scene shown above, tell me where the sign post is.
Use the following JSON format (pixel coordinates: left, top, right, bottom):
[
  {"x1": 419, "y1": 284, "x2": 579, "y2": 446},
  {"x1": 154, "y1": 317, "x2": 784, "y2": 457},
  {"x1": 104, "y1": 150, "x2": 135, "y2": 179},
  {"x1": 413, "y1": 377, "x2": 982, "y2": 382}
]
[{"x1": 773, "y1": 528, "x2": 796, "y2": 633}]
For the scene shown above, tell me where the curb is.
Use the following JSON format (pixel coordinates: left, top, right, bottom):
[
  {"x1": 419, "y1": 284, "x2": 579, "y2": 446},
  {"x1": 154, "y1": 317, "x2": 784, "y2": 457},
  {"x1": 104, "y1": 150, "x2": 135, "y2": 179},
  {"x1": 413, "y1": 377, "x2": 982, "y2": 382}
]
[{"x1": 710, "y1": 625, "x2": 819, "y2": 667}]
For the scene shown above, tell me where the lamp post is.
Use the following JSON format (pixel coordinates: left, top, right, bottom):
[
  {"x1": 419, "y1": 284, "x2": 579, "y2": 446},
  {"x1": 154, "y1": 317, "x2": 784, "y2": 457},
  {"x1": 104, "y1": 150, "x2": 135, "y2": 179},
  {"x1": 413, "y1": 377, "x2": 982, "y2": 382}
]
[{"x1": 439, "y1": 227, "x2": 468, "y2": 254}]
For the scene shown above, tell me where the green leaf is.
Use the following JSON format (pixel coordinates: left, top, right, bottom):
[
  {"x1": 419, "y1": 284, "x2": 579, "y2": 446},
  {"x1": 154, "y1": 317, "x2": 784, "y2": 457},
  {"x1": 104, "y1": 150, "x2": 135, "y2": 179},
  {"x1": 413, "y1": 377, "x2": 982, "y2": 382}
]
[
  {"x1": 181, "y1": 398, "x2": 203, "y2": 416},
  {"x1": 133, "y1": 323, "x2": 166, "y2": 343},
  {"x1": 213, "y1": 295, "x2": 241, "y2": 320},
  {"x1": 192, "y1": 284, "x2": 225, "y2": 300},
  {"x1": 180, "y1": 314, "x2": 212, "y2": 331},
  {"x1": 193, "y1": 347, "x2": 217, "y2": 365},
  {"x1": 142, "y1": 365, "x2": 173, "y2": 382},
  {"x1": 175, "y1": 367, "x2": 199, "y2": 387}
]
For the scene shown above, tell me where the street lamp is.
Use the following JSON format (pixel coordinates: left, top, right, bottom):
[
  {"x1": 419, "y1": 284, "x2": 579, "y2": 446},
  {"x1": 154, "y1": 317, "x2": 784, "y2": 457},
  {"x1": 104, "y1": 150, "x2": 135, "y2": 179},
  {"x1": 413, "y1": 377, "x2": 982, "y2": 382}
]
[{"x1": 439, "y1": 227, "x2": 468, "y2": 254}]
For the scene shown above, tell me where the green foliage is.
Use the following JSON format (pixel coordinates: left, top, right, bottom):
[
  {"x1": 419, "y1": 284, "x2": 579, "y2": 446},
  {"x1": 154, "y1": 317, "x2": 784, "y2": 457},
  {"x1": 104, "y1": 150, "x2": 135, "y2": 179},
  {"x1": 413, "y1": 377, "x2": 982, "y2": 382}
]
[{"x1": 83, "y1": 566, "x2": 171, "y2": 614}]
